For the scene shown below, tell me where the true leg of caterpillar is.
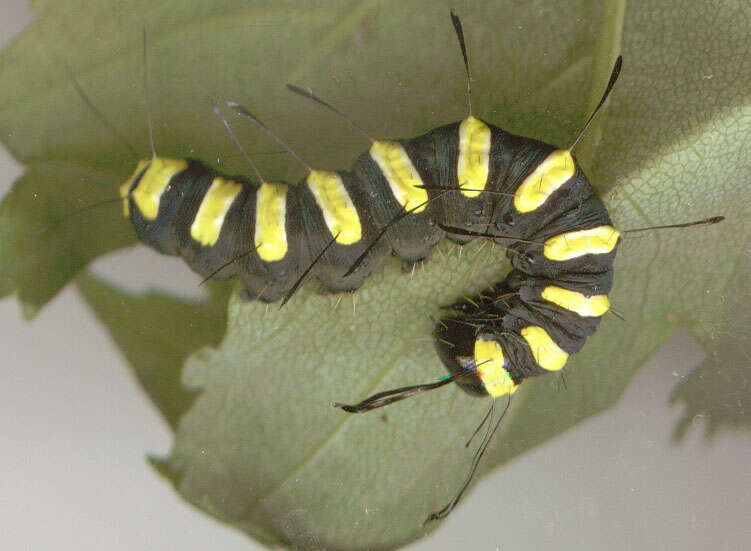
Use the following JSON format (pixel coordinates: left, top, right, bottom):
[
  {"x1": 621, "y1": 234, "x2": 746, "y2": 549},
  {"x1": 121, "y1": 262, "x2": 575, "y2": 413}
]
[{"x1": 424, "y1": 394, "x2": 513, "y2": 526}]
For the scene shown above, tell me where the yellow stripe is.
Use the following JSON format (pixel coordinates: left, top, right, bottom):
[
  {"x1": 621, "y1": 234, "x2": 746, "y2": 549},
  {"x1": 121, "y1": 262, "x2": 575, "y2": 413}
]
[
  {"x1": 190, "y1": 177, "x2": 243, "y2": 246},
  {"x1": 521, "y1": 326, "x2": 568, "y2": 372},
  {"x1": 120, "y1": 159, "x2": 151, "y2": 217},
  {"x1": 254, "y1": 182, "x2": 288, "y2": 262},
  {"x1": 541, "y1": 286, "x2": 610, "y2": 317},
  {"x1": 457, "y1": 116, "x2": 491, "y2": 197},
  {"x1": 544, "y1": 225, "x2": 620, "y2": 261},
  {"x1": 131, "y1": 158, "x2": 188, "y2": 220},
  {"x1": 306, "y1": 170, "x2": 362, "y2": 245},
  {"x1": 514, "y1": 150, "x2": 575, "y2": 213},
  {"x1": 369, "y1": 140, "x2": 428, "y2": 213},
  {"x1": 474, "y1": 337, "x2": 518, "y2": 397}
]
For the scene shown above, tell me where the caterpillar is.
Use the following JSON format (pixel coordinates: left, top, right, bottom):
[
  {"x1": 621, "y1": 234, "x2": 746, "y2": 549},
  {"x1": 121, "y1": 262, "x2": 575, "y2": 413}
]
[
  {"x1": 119, "y1": 15, "x2": 620, "y2": 306},
  {"x1": 109, "y1": 11, "x2": 724, "y2": 524}
]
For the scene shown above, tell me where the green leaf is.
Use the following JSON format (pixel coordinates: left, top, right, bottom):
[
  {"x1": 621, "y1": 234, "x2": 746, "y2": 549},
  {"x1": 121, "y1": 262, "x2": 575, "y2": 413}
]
[
  {"x1": 75, "y1": 275, "x2": 231, "y2": 430},
  {"x1": 0, "y1": 162, "x2": 134, "y2": 317},
  {"x1": 1, "y1": 1, "x2": 749, "y2": 550}
]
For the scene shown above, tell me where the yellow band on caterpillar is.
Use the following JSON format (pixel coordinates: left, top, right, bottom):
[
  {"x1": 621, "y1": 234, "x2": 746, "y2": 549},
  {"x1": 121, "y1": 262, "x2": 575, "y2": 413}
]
[
  {"x1": 541, "y1": 286, "x2": 610, "y2": 317},
  {"x1": 514, "y1": 150, "x2": 575, "y2": 213},
  {"x1": 306, "y1": 170, "x2": 362, "y2": 245},
  {"x1": 255, "y1": 182, "x2": 288, "y2": 262},
  {"x1": 474, "y1": 337, "x2": 518, "y2": 397},
  {"x1": 544, "y1": 225, "x2": 619, "y2": 261},
  {"x1": 369, "y1": 140, "x2": 428, "y2": 213},
  {"x1": 190, "y1": 177, "x2": 243, "y2": 246},
  {"x1": 457, "y1": 116, "x2": 491, "y2": 197},
  {"x1": 130, "y1": 158, "x2": 188, "y2": 220},
  {"x1": 521, "y1": 325, "x2": 568, "y2": 371},
  {"x1": 120, "y1": 159, "x2": 151, "y2": 217}
]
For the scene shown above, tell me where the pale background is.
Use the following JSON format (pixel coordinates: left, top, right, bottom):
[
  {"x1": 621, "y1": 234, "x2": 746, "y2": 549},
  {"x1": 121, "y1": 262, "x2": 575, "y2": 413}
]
[{"x1": 1, "y1": 2, "x2": 749, "y2": 549}]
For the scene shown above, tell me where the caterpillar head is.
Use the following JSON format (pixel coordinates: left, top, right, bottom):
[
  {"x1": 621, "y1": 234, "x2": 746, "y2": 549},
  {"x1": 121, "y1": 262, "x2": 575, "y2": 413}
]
[{"x1": 434, "y1": 317, "x2": 488, "y2": 397}]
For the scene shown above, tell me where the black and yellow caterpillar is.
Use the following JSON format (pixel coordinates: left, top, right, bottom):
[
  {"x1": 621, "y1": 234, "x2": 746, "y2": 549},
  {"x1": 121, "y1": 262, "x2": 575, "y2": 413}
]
[
  {"x1": 121, "y1": 12, "x2": 620, "y2": 398},
  {"x1": 122, "y1": 114, "x2": 620, "y2": 381},
  {"x1": 120, "y1": 112, "x2": 618, "y2": 306},
  {"x1": 115, "y1": 11, "x2": 721, "y2": 523}
]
